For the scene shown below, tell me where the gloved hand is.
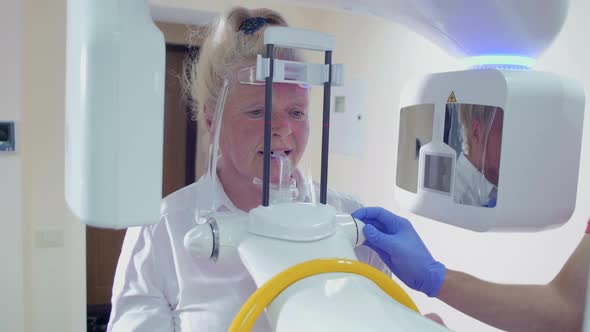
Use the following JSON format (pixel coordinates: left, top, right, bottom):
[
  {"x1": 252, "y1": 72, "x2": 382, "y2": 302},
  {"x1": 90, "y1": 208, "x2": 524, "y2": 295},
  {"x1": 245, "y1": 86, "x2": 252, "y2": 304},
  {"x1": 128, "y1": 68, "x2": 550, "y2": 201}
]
[{"x1": 352, "y1": 207, "x2": 446, "y2": 297}]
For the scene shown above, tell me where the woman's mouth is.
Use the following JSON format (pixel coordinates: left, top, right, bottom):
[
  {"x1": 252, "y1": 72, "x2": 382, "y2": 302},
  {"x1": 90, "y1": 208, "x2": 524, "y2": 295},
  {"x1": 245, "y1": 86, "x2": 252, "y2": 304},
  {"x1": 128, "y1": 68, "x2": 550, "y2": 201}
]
[{"x1": 258, "y1": 150, "x2": 292, "y2": 158}]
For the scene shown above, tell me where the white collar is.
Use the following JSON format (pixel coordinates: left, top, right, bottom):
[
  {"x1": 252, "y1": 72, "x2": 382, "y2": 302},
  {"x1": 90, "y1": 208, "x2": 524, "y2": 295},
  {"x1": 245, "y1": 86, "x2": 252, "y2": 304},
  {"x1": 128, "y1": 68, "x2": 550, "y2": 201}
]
[
  {"x1": 456, "y1": 153, "x2": 497, "y2": 202},
  {"x1": 203, "y1": 169, "x2": 244, "y2": 215}
]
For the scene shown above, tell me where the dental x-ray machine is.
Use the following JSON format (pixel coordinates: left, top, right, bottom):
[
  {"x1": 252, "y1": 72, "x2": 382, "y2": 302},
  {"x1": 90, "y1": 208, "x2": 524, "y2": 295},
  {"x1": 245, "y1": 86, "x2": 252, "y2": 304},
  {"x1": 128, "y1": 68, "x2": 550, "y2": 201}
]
[{"x1": 64, "y1": 0, "x2": 585, "y2": 331}]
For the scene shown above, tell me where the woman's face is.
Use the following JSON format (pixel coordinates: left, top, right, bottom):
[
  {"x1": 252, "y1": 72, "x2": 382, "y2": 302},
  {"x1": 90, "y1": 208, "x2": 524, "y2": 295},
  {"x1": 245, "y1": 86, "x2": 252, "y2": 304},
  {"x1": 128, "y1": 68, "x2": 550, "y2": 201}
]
[{"x1": 213, "y1": 80, "x2": 310, "y2": 183}]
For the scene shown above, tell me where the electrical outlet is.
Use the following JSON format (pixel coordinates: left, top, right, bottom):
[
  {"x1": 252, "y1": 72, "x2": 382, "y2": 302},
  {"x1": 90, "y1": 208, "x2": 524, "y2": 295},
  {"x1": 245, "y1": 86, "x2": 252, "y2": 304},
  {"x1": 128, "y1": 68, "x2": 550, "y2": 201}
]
[{"x1": 34, "y1": 229, "x2": 65, "y2": 248}]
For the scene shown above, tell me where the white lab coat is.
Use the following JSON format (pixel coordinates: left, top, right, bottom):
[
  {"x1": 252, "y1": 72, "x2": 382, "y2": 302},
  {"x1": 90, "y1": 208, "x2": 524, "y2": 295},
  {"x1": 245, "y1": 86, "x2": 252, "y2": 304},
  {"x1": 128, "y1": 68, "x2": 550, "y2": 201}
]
[
  {"x1": 108, "y1": 173, "x2": 388, "y2": 332},
  {"x1": 453, "y1": 153, "x2": 497, "y2": 207}
]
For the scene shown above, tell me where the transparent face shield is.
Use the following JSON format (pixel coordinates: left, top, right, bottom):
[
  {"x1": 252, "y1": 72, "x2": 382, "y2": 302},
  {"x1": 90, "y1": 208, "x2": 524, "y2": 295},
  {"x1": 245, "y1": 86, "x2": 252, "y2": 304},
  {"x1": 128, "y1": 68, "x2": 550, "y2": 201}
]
[
  {"x1": 477, "y1": 106, "x2": 501, "y2": 207},
  {"x1": 205, "y1": 66, "x2": 316, "y2": 214},
  {"x1": 475, "y1": 107, "x2": 496, "y2": 206},
  {"x1": 448, "y1": 104, "x2": 502, "y2": 207}
]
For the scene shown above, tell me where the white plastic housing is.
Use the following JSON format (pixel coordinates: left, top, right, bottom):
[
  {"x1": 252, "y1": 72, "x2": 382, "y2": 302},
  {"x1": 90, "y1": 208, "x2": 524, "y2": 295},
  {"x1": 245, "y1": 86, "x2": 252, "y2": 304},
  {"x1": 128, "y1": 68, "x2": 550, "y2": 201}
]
[
  {"x1": 285, "y1": 0, "x2": 570, "y2": 61},
  {"x1": 65, "y1": 0, "x2": 165, "y2": 228},
  {"x1": 184, "y1": 205, "x2": 362, "y2": 263},
  {"x1": 255, "y1": 55, "x2": 344, "y2": 87},
  {"x1": 184, "y1": 214, "x2": 250, "y2": 263},
  {"x1": 264, "y1": 26, "x2": 335, "y2": 51},
  {"x1": 184, "y1": 203, "x2": 446, "y2": 330},
  {"x1": 417, "y1": 141, "x2": 456, "y2": 197},
  {"x1": 395, "y1": 69, "x2": 585, "y2": 231},
  {"x1": 237, "y1": 205, "x2": 448, "y2": 332},
  {"x1": 248, "y1": 203, "x2": 337, "y2": 241}
]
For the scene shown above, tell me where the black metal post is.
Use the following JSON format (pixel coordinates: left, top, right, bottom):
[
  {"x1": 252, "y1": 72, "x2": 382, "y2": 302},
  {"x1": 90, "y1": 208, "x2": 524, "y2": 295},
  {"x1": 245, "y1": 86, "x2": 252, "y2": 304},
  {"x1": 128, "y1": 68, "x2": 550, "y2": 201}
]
[
  {"x1": 320, "y1": 51, "x2": 332, "y2": 204},
  {"x1": 262, "y1": 44, "x2": 275, "y2": 206}
]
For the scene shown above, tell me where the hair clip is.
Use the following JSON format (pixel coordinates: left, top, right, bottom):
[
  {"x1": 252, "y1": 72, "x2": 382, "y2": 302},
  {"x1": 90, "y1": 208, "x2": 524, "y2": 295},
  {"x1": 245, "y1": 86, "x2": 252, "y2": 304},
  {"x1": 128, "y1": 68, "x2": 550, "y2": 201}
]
[{"x1": 238, "y1": 17, "x2": 267, "y2": 35}]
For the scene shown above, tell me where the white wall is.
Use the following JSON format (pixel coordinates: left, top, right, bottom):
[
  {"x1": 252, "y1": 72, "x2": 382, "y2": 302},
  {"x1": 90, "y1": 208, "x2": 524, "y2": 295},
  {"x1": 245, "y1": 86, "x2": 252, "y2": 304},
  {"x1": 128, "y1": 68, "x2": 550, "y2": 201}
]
[
  {"x1": 21, "y1": 1, "x2": 86, "y2": 331},
  {"x1": 0, "y1": 0, "x2": 24, "y2": 331}
]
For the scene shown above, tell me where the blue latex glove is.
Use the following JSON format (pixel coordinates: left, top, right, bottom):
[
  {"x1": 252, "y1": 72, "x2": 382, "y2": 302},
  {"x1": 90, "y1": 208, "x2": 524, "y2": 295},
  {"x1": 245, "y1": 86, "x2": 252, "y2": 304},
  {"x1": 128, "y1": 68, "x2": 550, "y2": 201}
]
[{"x1": 352, "y1": 207, "x2": 446, "y2": 297}]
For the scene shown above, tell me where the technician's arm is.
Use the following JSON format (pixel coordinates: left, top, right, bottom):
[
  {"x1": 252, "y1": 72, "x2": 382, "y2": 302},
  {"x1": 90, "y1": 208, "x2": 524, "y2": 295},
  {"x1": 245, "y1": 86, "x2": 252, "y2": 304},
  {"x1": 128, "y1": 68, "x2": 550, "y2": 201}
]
[
  {"x1": 353, "y1": 207, "x2": 590, "y2": 332},
  {"x1": 439, "y1": 234, "x2": 589, "y2": 332}
]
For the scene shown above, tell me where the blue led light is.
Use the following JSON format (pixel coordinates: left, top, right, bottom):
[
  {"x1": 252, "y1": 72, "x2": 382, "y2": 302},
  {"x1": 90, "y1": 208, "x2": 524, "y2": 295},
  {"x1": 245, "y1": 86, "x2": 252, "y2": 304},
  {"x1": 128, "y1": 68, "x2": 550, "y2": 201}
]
[{"x1": 464, "y1": 55, "x2": 536, "y2": 70}]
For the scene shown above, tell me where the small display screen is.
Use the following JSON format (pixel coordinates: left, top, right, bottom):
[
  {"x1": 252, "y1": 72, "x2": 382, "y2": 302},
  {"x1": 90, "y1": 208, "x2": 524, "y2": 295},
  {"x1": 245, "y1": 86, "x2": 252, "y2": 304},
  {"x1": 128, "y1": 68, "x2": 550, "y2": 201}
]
[{"x1": 423, "y1": 154, "x2": 452, "y2": 193}]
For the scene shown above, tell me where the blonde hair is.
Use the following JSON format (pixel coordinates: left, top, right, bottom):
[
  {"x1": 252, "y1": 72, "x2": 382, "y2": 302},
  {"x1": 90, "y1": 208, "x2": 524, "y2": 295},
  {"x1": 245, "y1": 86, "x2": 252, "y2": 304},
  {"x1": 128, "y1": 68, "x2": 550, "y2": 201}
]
[
  {"x1": 184, "y1": 7, "x2": 301, "y2": 120},
  {"x1": 459, "y1": 104, "x2": 498, "y2": 155}
]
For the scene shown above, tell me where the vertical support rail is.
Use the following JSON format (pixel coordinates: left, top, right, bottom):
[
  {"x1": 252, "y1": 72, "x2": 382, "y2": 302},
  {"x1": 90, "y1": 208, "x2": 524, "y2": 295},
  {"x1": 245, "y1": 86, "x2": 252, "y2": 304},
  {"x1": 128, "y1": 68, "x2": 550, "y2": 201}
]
[
  {"x1": 320, "y1": 51, "x2": 332, "y2": 204},
  {"x1": 262, "y1": 44, "x2": 275, "y2": 206}
]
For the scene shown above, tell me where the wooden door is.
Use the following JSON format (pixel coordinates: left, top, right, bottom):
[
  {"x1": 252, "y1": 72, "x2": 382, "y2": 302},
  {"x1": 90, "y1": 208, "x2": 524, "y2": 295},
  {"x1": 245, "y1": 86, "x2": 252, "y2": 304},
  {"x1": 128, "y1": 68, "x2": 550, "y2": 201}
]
[
  {"x1": 162, "y1": 45, "x2": 198, "y2": 197},
  {"x1": 86, "y1": 44, "x2": 199, "y2": 329}
]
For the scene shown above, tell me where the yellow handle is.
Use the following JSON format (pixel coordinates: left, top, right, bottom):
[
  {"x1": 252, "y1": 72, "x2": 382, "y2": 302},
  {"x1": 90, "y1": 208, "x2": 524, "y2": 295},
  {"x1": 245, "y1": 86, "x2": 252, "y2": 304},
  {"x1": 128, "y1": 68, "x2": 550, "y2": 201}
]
[{"x1": 229, "y1": 258, "x2": 419, "y2": 332}]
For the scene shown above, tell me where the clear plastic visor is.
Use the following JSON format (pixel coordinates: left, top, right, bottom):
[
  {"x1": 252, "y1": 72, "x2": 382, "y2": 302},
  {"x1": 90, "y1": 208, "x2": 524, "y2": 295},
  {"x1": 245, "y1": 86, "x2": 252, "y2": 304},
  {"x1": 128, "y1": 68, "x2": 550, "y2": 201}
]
[{"x1": 205, "y1": 67, "x2": 317, "y2": 212}]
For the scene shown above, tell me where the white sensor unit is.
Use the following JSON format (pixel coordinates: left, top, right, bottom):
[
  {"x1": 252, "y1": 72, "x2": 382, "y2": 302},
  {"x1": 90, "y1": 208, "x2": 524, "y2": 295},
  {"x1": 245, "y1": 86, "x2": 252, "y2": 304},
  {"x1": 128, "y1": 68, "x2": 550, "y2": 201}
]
[
  {"x1": 395, "y1": 69, "x2": 585, "y2": 231},
  {"x1": 65, "y1": 0, "x2": 165, "y2": 228}
]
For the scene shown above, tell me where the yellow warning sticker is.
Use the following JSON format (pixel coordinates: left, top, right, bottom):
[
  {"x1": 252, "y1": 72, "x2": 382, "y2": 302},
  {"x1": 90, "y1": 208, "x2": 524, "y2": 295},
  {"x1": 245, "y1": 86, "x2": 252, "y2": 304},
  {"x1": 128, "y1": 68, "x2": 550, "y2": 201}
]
[{"x1": 447, "y1": 91, "x2": 457, "y2": 103}]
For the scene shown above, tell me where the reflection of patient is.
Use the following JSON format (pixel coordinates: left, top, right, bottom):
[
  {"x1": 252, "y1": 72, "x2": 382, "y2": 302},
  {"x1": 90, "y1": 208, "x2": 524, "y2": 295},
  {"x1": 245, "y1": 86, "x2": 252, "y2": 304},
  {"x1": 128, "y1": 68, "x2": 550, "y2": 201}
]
[{"x1": 453, "y1": 105, "x2": 503, "y2": 207}]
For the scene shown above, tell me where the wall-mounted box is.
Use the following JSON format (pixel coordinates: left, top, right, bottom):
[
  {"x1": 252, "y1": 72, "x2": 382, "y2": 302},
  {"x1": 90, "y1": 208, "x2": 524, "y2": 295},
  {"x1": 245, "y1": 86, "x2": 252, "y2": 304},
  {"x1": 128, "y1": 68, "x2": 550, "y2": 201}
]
[{"x1": 0, "y1": 122, "x2": 16, "y2": 152}]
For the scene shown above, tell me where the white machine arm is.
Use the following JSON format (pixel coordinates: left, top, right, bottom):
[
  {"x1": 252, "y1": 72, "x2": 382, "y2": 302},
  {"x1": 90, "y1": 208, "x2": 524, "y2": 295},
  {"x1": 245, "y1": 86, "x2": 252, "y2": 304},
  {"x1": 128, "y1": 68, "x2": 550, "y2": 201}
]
[
  {"x1": 286, "y1": 0, "x2": 569, "y2": 63},
  {"x1": 184, "y1": 203, "x2": 449, "y2": 332}
]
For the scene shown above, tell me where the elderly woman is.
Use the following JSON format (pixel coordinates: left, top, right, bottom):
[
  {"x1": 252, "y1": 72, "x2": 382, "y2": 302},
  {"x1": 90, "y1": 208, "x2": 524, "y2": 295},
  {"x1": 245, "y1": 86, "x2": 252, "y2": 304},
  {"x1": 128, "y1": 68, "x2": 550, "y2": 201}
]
[{"x1": 107, "y1": 7, "x2": 387, "y2": 332}]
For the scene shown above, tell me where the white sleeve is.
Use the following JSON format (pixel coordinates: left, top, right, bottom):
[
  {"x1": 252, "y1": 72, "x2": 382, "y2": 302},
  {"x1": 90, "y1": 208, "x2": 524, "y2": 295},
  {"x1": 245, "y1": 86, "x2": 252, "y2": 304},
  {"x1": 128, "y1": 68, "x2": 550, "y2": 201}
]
[{"x1": 107, "y1": 221, "x2": 176, "y2": 332}]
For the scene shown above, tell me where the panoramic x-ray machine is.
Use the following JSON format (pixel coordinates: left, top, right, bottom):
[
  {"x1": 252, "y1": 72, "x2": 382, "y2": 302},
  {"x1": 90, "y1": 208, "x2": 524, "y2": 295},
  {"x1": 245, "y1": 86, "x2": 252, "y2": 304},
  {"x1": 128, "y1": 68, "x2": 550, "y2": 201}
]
[{"x1": 64, "y1": 0, "x2": 585, "y2": 331}]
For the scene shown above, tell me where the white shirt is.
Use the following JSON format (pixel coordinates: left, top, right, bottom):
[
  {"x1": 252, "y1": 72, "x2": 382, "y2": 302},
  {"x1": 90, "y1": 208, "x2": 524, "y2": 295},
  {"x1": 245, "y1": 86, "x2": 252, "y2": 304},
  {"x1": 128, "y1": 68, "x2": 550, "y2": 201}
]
[
  {"x1": 453, "y1": 153, "x2": 497, "y2": 207},
  {"x1": 108, "y1": 173, "x2": 388, "y2": 332}
]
